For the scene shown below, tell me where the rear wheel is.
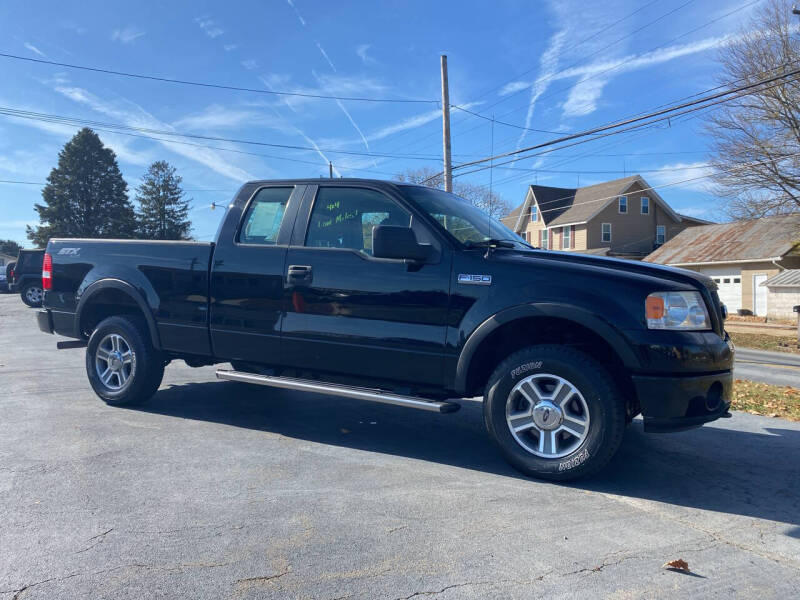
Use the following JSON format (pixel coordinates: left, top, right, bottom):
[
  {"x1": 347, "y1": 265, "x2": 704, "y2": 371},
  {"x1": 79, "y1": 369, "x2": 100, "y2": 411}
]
[
  {"x1": 85, "y1": 315, "x2": 165, "y2": 406},
  {"x1": 20, "y1": 283, "x2": 43, "y2": 307},
  {"x1": 483, "y1": 345, "x2": 626, "y2": 481}
]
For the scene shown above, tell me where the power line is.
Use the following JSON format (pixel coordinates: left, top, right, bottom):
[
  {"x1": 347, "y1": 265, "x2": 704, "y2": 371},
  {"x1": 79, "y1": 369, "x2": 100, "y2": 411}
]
[
  {"x1": 0, "y1": 52, "x2": 439, "y2": 104},
  {"x1": 447, "y1": 67, "x2": 800, "y2": 177},
  {"x1": 0, "y1": 106, "x2": 446, "y2": 162},
  {"x1": 449, "y1": 105, "x2": 570, "y2": 134}
]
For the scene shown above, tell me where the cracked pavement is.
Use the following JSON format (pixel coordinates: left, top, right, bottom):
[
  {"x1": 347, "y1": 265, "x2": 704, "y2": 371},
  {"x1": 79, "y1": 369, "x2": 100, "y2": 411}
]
[{"x1": 1, "y1": 294, "x2": 799, "y2": 599}]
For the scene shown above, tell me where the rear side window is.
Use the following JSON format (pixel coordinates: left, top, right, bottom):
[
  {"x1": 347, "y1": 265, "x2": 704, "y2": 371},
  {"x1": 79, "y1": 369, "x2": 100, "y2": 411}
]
[
  {"x1": 239, "y1": 187, "x2": 292, "y2": 245},
  {"x1": 305, "y1": 187, "x2": 410, "y2": 254}
]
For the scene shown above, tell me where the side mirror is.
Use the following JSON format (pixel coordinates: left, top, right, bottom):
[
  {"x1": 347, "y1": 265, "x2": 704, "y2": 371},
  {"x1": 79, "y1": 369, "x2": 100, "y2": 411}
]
[{"x1": 372, "y1": 225, "x2": 431, "y2": 262}]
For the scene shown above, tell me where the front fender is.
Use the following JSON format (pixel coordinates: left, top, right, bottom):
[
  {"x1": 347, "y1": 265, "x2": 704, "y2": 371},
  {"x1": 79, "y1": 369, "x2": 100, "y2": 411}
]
[{"x1": 454, "y1": 302, "x2": 641, "y2": 395}]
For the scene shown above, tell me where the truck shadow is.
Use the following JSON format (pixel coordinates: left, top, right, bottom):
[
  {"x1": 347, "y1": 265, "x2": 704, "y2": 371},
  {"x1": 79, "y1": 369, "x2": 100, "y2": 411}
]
[{"x1": 137, "y1": 379, "x2": 800, "y2": 527}]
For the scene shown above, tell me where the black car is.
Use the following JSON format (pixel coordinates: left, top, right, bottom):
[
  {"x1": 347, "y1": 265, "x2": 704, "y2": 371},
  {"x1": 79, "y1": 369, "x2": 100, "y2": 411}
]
[
  {"x1": 35, "y1": 179, "x2": 733, "y2": 480},
  {"x1": 10, "y1": 250, "x2": 44, "y2": 307}
]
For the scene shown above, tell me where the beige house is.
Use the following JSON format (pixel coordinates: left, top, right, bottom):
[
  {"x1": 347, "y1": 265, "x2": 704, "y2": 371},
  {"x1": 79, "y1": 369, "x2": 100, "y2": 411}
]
[
  {"x1": 644, "y1": 213, "x2": 800, "y2": 316},
  {"x1": 0, "y1": 252, "x2": 16, "y2": 267},
  {"x1": 502, "y1": 175, "x2": 708, "y2": 259}
]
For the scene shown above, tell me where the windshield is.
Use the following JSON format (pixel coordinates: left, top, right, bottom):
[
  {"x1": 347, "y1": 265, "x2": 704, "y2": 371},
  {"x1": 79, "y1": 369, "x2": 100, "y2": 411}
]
[{"x1": 400, "y1": 185, "x2": 528, "y2": 248}]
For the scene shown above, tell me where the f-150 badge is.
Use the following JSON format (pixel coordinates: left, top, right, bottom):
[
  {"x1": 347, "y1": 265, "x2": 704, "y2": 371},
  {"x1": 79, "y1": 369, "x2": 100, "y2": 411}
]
[{"x1": 458, "y1": 274, "x2": 492, "y2": 285}]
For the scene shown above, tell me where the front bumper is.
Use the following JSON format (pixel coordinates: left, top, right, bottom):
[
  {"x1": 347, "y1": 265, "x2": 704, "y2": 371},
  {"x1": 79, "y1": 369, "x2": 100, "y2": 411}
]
[{"x1": 633, "y1": 370, "x2": 732, "y2": 432}]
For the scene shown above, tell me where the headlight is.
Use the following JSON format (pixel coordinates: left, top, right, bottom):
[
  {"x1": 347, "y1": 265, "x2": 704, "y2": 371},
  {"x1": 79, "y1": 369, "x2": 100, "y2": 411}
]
[{"x1": 645, "y1": 291, "x2": 710, "y2": 330}]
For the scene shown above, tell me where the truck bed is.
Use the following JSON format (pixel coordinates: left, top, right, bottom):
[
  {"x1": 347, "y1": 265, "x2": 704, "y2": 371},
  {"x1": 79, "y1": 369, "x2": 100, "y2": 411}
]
[{"x1": 47, "y1": 239, "x2": 215, "y2": 355}]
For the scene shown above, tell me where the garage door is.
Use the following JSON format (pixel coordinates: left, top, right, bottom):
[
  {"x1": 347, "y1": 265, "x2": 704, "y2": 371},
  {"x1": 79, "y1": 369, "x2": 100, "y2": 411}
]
[{"x1": 707, "y1": 271, "x2": 742, "y2": 313}]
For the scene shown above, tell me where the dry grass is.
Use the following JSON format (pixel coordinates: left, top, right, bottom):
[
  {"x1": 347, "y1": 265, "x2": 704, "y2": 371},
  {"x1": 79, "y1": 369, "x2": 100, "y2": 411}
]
[
  {"x1": 729, "y1": 331, "x2": 800, "y2": 354},
  {"x1": 727, "y1": 314, "x2": 794, "y2": 326},
  {"x1": 732, "y1": 379, "x2": 800, "y2": 421}
]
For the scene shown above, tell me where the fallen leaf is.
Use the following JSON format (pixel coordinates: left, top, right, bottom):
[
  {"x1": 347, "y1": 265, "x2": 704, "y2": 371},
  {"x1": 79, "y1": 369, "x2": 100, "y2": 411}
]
[{"x1": 662, "y1": 559, "x2": 690, "y2": 572}]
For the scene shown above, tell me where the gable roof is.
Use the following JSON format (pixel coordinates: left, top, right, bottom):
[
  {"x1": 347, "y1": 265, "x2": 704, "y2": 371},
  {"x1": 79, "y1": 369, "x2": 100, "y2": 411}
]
[
  {"x1": 504, "y1": 175, "x2": 680, "y2": 231},
  {"x1": 644, "y1": 213, "x2": 800, "y2": 265}
]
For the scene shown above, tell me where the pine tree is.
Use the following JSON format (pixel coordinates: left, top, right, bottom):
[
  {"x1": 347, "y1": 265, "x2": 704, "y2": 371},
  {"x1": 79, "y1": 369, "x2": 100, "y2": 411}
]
[
  {"x1": 135, "y1": 161, "x2": 192, "y2": 240},
  {"x1": 27, "y1": 128, "x2": 136, "y2": 246}
]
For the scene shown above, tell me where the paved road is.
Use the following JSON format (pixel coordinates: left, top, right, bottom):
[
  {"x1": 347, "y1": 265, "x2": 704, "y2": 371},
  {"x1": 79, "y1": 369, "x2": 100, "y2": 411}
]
[
  {"x1": 1, "y1": 295, "x2": 799, "y2": 599},
  {"x1": 734, "y1": 347, "x2": 800, "y2": 387}
]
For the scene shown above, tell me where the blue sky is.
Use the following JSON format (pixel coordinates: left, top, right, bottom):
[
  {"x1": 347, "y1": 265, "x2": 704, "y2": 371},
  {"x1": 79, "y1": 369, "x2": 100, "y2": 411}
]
[{"x1": 0, "y1": 0, "x2": 762, "y2": 244}]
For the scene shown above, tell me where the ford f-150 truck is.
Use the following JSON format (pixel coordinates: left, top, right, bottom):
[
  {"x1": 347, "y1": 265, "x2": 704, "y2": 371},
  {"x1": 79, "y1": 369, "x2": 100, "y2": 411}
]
[{"x1": 36, "y1": 179, "x2": 733, "y2": 480}]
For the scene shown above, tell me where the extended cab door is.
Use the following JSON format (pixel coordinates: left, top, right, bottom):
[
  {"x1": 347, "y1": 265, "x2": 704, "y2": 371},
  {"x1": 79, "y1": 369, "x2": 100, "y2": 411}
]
[
  {"x1": 280, "y1": 183, "x2": 452, "y2": 387},
  {"x1": 209, "y1": 184, "x2": 304, "y2": 364}
]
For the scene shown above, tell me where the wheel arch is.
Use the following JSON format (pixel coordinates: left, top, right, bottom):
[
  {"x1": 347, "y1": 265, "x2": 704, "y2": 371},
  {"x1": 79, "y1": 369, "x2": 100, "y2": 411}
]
[
  {"x1": 454, "y1": 303, "x2": 640, "y2": 399},
  {"x1": 76, "y1": 279, "x2": 161, "y2": 348}
]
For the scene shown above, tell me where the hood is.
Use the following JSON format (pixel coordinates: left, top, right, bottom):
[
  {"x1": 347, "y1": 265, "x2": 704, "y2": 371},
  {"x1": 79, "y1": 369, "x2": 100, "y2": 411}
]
[{"x1": 502, "y1": 248, "x2": 716, "y2": 291}]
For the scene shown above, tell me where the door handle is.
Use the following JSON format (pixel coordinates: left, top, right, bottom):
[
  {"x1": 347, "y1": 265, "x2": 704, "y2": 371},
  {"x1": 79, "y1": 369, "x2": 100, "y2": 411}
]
[{"x1": 287, "y1": 265, "x2": 313, "y2": 286}]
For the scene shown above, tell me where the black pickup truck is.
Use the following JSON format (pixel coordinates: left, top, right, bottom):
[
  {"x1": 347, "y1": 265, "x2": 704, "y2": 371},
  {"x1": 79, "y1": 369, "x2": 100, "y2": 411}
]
[{"x1": 37, "y1": 179, "x2": 733, "y2": 480}]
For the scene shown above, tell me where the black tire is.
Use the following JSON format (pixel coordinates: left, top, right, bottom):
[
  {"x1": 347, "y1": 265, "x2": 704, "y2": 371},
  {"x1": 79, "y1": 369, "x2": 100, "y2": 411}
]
[
  {"x1": 20, "y1": 282, "x2": 43, "y2": 307},
  {"x1": 483, "y1": 345, "x2": 626, "y2": 481},
  {"x1": 85, "y1": 315, "x2": 165, "y2": 406}
]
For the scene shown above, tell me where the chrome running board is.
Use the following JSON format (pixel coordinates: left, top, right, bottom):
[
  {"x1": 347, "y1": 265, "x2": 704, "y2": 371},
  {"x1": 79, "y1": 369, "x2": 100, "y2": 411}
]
[{"x1": 215, "y1": 370, "x2": 460, "y2": 413}]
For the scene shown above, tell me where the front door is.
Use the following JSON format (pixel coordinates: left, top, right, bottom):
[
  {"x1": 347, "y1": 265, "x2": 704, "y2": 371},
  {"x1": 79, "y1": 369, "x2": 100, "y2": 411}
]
[
  {"x1": 281, "y1": 183, "x2": 451, "y2": 387},
  {"x1": 753, "y1": 273, "x2": 767, "y2": 316}
]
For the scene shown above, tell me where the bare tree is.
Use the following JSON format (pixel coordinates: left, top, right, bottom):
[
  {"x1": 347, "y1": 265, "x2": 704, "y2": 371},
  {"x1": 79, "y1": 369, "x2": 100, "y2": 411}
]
[
  {"x1": 706, "y1": 0, "x2": 800, "y2": 218},
  {"x1": 396, "y1": 167, "x2": 511, "y2": 219}
]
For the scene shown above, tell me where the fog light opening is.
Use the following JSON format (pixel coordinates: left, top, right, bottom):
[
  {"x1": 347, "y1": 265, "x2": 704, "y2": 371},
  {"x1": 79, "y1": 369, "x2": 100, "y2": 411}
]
[{"x1": 705, "y1": 381, "x2": 723, "y2": 412}]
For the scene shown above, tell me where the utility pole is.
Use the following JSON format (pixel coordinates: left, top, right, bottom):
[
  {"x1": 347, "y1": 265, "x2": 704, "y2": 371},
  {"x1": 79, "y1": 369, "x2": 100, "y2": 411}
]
[
  {"x1": 329, "y1": 161, "x2": 333, "y2": 178},
  {"x1": 440, "y1": 55, "x2": 453, "y2": 192}
]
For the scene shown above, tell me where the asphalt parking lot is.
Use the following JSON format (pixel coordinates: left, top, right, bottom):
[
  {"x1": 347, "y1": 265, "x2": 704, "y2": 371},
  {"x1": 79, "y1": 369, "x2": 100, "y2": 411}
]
[{"x1": 1, "y1": 294, "x2": 799, "y2": 599}]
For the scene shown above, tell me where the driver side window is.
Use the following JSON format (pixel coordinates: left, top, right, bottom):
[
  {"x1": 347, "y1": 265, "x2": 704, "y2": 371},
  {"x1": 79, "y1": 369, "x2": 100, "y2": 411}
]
[{"x1": 305, "y1": 187, "x2": 411, "y2": 255}]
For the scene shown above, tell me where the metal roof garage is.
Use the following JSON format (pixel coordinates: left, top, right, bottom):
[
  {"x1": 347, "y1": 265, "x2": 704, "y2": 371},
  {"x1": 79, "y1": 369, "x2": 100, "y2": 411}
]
[{"x1": 644, "y1": 214, "x2": 800, "y2": 317}]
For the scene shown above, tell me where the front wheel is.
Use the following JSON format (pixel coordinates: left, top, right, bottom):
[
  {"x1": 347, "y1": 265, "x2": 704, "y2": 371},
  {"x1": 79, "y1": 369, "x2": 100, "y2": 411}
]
[
  {"x1": 20, "y1": 283, "x2": 43, "y2": 307},
  {"x1": 85, "y1": 315, "x2": 165, "y2": 406},
  {"x1": 484, "y1": 345, "x2": 626, "y2": 481}
]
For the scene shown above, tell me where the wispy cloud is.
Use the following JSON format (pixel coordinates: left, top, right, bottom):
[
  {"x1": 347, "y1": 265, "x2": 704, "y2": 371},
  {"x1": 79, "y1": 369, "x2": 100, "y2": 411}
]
[
  {"x1": 315, "y1": 42, "x2": 337, "y2": 72},
  {"x1": 195, "y1": 16, "x2": 224, "y2": 39},
  {"x1": 174, "y1": 104, "x2": 285, "y2": 132},
  {"x1": 111, "y1": 26, "x2": 145, "y2": 44},
  {"x1": 356, "y1": 44, "x2": 376, "y2": 65},
  {"x1": 52, "y1": 85, "x2": 257, "y2": 180},
  {"x1": 286, "y1": 0, "x2": 306, "y2": 27},
  {"x1": 367, "y1": 108, "x2": 442, "y2": 142},
  {"x1": 241, "y1": 59, "x2": 258, "y2": 71},
  {"x1": 24, "y1": 42, "x2": 46, "y2": 57},
  {"x1": 502, "y1": 32, "x2": 735, "y2": 119},
  {"x1": 223, "y1": 43, "x2": 238, "y2": 52},
  {"x1": 646, "y1": 161, "x2": 713, "y2": 193},
  {"x1": 512, "y1": 29, "x2": 567, "y2": 161}
]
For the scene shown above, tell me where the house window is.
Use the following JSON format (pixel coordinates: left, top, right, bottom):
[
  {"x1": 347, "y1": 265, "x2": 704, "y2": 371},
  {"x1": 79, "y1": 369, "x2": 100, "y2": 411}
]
[
  {"x1": 733, "y1": 277, "x2": 740, "y2": 283},
  {"x1": 562, "y1": 226, "x2": 571, "y2": 249},
  {"x1": 541, "y1": 228, "x2": 548, "y2": 249},
  {"x1": 530, "y1": 204, "x2": 537, "y2": 222},
  {"x1": 723, "y1": 278, "x2": 731, "y2": 284},
  {"x1": 618, "y1": 196, "x2": 627, "y2": 213},
  {"x1": 601, "y1": 223, "x2": 611, "y2": 243},
  {"x1": 656, "y1": 225, "x2": 665, "y2": 245},
  {"x1": 641, "y1": 196, "x2": 650, "y2": 214}
]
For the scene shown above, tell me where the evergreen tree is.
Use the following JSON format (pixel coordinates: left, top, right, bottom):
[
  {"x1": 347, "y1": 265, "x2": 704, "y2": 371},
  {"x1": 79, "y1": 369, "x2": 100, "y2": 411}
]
[
  {"x1": 135, "y1": 161, "x2": 192, "y2": 240},
  {"x1": 27, "y1": 128, "x2": 136, "y2": 246},
  {"x1": 0, "y1": 239, "x2": 22, "y2": 256}
]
